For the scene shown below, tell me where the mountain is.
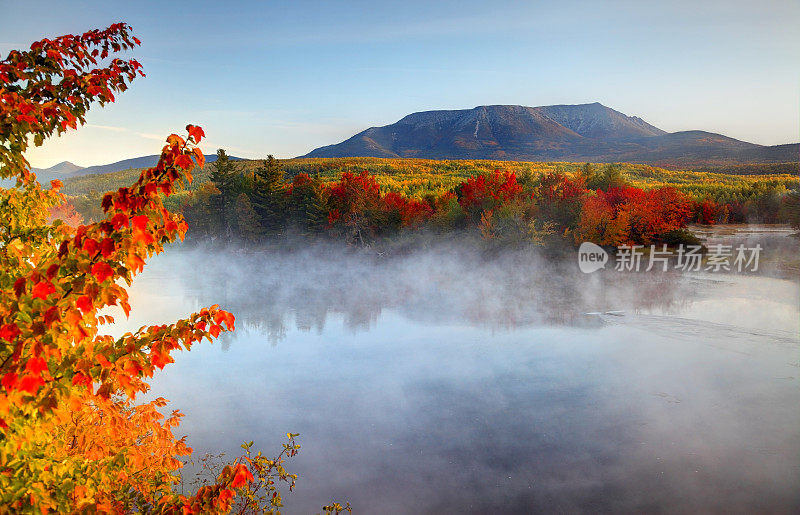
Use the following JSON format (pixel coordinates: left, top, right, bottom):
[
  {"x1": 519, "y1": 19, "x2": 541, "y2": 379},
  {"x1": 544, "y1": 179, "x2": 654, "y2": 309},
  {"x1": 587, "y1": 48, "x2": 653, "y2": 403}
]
[
  {"x1": 302, "y1": 103, "x2": 798, "y2": 166},
  {"x1": 78, "y1": 154, "x2": 241, "y2": 176},
  {"x1": 31, "y1": 161, "x2": 85, "y2": 177},
  {"x1": 31, "y1": 154, "x2": 240, "y2": 184}
]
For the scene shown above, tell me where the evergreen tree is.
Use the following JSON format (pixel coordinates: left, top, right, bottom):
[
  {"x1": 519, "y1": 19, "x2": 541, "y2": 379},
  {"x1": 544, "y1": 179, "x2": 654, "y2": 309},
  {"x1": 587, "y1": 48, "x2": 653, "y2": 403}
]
[
  {"x1": 182, "y1": 182, "x2": 223, "y2": 240},
  {"x1": 234, "y1": 192, "x2": 263, "y2": 242},
  {"x1": 579, "y1": 162, "x2": 597, "y2": 187},
  {"x1": 210, "y1": 148, "x2": 237, "y2": 194},
  {"x1": 251, "y1": 155, "x2": 286, "y2": 234},
  {"x1": 285, "y1": 173, "x2": 329, "y2": 234},
  {"x1": 303, "y1": 176, "x2": 330, "y2": 233},
  {"x1": 209, "y1": 148, "x2": 246, "y2": 239},
  {"x1": 586, "y1": 163, "x2": 626, "y2": 191}
]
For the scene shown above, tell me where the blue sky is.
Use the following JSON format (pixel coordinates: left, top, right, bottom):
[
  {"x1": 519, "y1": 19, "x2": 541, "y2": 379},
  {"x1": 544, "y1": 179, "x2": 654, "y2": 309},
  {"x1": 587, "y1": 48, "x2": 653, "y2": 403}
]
[{"x1": 2, "y1": 0, "x2": 798, "y2": 168}]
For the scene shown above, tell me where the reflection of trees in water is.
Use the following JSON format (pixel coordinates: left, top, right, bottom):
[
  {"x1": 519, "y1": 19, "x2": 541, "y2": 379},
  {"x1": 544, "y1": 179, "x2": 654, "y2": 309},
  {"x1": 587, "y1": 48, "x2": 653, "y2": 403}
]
[{"x1": 174, "y1": 243, "x2": 693, "y2": 346}]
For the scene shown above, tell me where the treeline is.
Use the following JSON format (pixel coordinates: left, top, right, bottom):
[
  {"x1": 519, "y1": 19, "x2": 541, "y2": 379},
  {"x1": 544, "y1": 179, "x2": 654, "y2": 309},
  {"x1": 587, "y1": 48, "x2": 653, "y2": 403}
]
[
  {"x1": 181, "y1": 152, "x2": 800, "y2": 246},
  {"x1": 60, "y1": 157, "x2": 798, "y2": 228},
  {"x1": 62, "y1": 156, "x2": 798, "y2": 202},
  {"x1": 691, "y1": 162, "x2": 798, "y2": 176}
]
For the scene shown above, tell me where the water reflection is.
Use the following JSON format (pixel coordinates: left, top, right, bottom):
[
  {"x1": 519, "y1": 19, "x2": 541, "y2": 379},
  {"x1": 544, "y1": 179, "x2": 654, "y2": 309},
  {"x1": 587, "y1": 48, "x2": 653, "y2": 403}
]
[
  {"x1": 120, "y1": 229, "x2": 800, "y2": 513},
  {"x1": 173, "y1": 242, "x2": 700, "y2": 346}
]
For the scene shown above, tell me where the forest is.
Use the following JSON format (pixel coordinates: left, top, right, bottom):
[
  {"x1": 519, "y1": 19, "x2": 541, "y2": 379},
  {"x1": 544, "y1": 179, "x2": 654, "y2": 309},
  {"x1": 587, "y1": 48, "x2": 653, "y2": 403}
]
[
  {"x1": 158, "y1": 153, "x2": 798, "y2": 247},
  {"x1": 61, "y1": 155, "x2": 800, "y2": 248}
]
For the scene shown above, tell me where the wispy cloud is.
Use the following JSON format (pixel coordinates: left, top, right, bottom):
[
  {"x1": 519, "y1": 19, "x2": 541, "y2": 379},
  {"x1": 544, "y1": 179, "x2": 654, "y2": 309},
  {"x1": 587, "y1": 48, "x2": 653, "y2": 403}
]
[
  {"x1": 86, "y1": 124, "x2": 128, "y2": 133},
  {"x1": 137, "y1": 133, "x2": 168, "y2": 141}
]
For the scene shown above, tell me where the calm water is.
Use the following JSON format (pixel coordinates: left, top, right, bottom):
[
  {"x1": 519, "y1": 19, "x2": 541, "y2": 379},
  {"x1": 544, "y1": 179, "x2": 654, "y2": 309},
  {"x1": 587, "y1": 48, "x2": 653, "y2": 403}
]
[{"x1": 109, "y1": 227, "x2": 800, "y2": 514}]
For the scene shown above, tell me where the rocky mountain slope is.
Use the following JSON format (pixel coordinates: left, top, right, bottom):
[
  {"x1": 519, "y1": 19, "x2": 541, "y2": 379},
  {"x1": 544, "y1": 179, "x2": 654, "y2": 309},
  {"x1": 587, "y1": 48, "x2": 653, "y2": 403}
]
[{"x1": 303, "y1": 103, "x2": 797, "y2": 166}]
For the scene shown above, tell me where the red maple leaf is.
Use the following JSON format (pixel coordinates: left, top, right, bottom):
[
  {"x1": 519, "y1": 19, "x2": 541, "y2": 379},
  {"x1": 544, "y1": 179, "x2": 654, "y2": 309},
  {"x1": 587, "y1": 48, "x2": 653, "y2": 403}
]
[
  {"x1": 91, "y1": 262, "x2": 114, "y2": 283},
  {"x1": 31, "y1": 281, "x2": 55, "y2": 300}
]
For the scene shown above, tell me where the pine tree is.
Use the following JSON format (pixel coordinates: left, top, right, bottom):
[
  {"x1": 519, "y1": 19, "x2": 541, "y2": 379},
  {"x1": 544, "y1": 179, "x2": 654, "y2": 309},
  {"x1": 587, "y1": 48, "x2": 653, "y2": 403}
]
[
  {"x1": 304, "y1": 176, "x2": 330, "y2": 233},
  {"x1": 209, "y1": 148, "x2": 245, "y2": 239},
  {"x1": 284, "y1": 173, "x2": 329, "y2": 235},
  {"x1": 234, "y1": 192, "x2": 263, "y2": 242},
  {"x1": 598, "y1": 163, "x2": 626, "y2": 190},
  {"x1": 251, "y1": 155, "x2": 286, "y2": 234},
  {"x1": 579, "y1": 162, "x2": 597, "y2": 187}
]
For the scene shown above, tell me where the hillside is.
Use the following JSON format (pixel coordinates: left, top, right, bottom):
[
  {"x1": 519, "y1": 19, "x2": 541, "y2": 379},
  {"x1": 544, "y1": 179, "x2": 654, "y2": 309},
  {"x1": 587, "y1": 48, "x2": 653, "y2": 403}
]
[
  {"x1": 60, "y1": 156, "x2": 798, "y2": 205},
  {"x1": 31, "y1": 153, "x2": 239, "y2": 184},
  {"x1": 303, "y1": 103, "x2": 799, "y2": 166}
]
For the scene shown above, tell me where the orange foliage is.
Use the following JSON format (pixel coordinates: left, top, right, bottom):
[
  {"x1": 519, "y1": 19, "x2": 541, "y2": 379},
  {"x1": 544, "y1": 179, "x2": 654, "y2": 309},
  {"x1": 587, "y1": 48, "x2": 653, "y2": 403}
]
[{"x1": 0, "y1": 24, "x2": 267, "y2": 513}]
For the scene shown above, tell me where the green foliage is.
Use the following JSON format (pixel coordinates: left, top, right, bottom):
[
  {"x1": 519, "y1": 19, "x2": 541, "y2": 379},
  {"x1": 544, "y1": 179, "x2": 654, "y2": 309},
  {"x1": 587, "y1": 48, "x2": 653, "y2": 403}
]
[
  {"x1": 584, "y1": 163, "x2": 627, "y2": 191},
  {"x1": 235, "y1": 192, "x2": 263, "y2": 243},
  {"x1": 478, "y1": 200, "x2": 553, "y2": 245},
  {"x1": 251, "y1": 156, "x2": 286, "y2": 235}
]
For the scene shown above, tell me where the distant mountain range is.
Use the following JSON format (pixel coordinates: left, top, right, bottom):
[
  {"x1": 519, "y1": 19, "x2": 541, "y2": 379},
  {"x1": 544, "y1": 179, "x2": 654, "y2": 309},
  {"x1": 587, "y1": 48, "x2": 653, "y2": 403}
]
[
  {"x1": 31, "y1": 154, "x2": 240, "y2": 184},
  {"x1": 302, "y1": 103, "x2": 799, "y2": 166},
  {"x1": 24, "y1": 103, "x2": 799, "y2": 183}
]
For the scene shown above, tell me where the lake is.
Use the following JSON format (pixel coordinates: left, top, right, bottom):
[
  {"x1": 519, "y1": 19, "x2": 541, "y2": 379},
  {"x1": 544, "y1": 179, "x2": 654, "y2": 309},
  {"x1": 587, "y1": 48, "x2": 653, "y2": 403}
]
[{"x1": 109, "y1": 226, "x2": 800, "y2": 513}]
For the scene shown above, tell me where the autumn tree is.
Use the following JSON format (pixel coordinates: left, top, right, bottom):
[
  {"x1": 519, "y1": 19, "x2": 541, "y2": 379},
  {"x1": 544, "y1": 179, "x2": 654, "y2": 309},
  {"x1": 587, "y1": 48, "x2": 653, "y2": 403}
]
[
  {"x1": 534, "y1": 172, "x2": 587, "y2": 233},
  {"x1": 456, "y1": 170, "x2": 525, "y2": 220},
  {"x1": 0, "y1": 24, "x2": 348, "y2": 514},
  {"x1": 575, "y1": 186, "x2": 693, "y2": 245},
  {"x1": 381, "y1": 192, "x2": 433, "y2": 230},
  {"x1": 326, "y1": 171, "x2": 384, "y2": 244},
  {"x1": 574, "y1": 193, "x2": 629, "y2": 246},
  {"x1": 693, "y1": 197, "x2": 728, "y2": 225}
]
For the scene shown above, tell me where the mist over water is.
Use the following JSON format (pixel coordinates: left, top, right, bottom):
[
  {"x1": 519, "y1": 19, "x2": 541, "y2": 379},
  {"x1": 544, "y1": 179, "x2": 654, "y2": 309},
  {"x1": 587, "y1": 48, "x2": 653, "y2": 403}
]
[{"x1": 111, "y1": 228, "x2": 800, "y2": 513}]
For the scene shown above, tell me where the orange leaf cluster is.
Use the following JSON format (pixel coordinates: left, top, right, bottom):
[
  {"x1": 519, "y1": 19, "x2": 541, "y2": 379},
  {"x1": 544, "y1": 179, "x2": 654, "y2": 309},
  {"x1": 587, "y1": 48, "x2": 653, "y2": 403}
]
[{"x1": 0, "y1": 24, "x2": 255, "y2": 513}]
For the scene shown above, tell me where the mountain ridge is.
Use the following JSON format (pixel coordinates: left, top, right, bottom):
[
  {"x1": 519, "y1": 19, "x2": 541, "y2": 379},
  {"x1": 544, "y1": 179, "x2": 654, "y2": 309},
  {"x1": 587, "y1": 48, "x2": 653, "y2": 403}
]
[
  {"x1": 31, "y1": 161, "x2": 85, "y2": 176},
  {"x1": 302, "y1": 103, "x2": 798, "y2": 166},
  {"x1": 29, "y1": 154, "x2": 242, "y2": 184}
]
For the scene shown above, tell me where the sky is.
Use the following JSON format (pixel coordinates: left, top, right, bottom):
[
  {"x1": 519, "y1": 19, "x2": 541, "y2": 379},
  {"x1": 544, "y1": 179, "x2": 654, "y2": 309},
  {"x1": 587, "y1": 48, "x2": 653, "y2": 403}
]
[{"x1": 1, "y1": 0, "x2": 798, "y2": 168}]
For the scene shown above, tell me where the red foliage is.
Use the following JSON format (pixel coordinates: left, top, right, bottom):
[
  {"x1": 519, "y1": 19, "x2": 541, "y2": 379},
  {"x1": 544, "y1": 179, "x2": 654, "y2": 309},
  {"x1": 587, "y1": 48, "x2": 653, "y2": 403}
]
[
  {"x1": 535, "y1": 173, "x2": 588, "y2": 231},
  {"x1": 588, "y1": 186, "x2": 693, "y2": 244},
  {"x1": 538, "y1": 173, "x2": 587, "y2": 203},
  {"x1": 328, "y1": 171, "x2": 382, "y2": 216},
  {"x1": 0, "y1": 23, "x2": 144, "y2": 180},
  {"x1": 0, "y1": 22, "x2": 259, "y2": 510},
  {"x1": 286, "y1": 173, "x2": 314, "y2": 195},
  {"x1": 458, "y1": 170, "x2": 524, "y2": 217},
  {"x1": 627, "y1": 187, "x2": 692, "y2": 241},
  {"x1": 693, "y1": 197, "x2": 726, "y2": 225},
  {"x1": 382, "y1": 192, "x2": 433, "y2": 227}
]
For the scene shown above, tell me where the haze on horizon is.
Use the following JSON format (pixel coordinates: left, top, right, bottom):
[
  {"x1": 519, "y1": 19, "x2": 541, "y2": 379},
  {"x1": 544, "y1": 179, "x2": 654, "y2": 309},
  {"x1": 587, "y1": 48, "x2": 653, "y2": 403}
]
[{"x1": 1, "y1": 0, "x2": 798, "y2": 169}]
